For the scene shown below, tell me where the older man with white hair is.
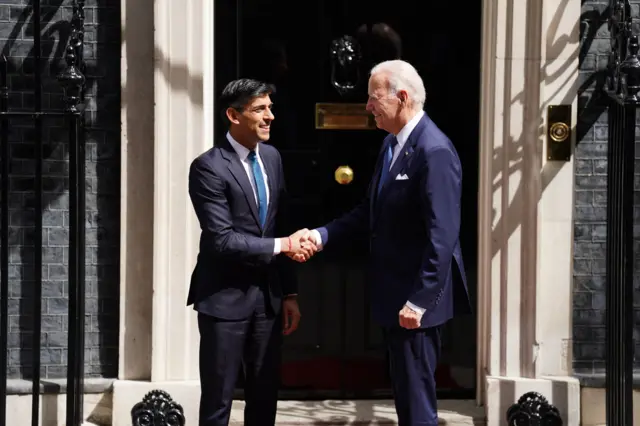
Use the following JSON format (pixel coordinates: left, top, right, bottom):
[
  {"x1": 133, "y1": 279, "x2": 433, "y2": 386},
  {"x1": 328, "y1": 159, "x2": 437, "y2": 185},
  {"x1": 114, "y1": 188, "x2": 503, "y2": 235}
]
[{"x1": 299, "y1": 59, "x2": 472, "y2": 425}]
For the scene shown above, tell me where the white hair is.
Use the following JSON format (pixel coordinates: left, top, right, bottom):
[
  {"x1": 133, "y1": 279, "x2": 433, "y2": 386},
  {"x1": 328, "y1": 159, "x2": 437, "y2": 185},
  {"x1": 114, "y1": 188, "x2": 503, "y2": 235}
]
[{"x1": 370, "y1": 60, "x2": 426, "y2": 110}]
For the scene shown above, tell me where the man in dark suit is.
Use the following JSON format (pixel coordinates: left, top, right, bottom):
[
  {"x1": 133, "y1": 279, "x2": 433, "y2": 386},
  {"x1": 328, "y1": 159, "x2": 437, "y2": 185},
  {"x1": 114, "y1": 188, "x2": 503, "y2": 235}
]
[
  {"x1": 303, "y1": 60, "x2": 472, "y2": 425},
  {"x1": 188, "y1": 79, "x2": 315, "y2": 426}
]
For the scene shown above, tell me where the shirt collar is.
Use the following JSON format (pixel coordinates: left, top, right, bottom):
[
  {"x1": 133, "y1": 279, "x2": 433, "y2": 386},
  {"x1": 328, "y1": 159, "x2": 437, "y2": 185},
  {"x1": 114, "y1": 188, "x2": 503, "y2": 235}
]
[
  {"x1": 226, "y1": 132, "x2": 259, "y2": 161},
  {"x1": 395, "y1": 110, "x2": 424, "y2": 148}
]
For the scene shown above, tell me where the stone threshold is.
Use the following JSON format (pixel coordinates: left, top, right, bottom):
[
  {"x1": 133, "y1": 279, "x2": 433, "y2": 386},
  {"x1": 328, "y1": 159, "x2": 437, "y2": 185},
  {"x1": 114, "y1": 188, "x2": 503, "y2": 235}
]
[{"x1": 229, "y1": 399, "x2": 485, "y2": 425}]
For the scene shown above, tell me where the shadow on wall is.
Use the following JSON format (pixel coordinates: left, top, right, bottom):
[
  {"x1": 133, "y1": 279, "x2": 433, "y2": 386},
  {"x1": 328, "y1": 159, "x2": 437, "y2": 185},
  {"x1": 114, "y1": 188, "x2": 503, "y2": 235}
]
[
  {"x1": 477, "y1": 0, "x2": 582, "y2": 377},
  {"x1": 577, "y1": 4, "x2": 610, "y2": 143},
  {"x1": 0, "y1": 0, "x2": 120, "y2": 380},
  {"x1": 489, "y1": 0, "x2": 579, "y2": 257}
]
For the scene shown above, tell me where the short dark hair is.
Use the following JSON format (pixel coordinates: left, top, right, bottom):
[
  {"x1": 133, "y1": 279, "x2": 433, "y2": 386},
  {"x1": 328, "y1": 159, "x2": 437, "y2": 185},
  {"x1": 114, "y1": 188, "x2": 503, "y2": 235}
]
[{"x1": 219, "y1": 78, "x2": 275, "y2": 112}]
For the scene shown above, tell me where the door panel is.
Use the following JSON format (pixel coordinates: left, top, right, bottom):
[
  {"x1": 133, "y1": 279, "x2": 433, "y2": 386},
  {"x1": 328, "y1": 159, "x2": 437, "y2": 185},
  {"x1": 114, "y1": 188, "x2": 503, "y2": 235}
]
[{"x1": 215, "y1": 0, "x2": 480, "y2": 398}]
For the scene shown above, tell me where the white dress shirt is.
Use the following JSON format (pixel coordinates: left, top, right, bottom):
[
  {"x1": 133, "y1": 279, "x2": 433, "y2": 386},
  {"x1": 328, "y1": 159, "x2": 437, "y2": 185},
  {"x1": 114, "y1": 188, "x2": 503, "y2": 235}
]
[
  {"x1": 227, "y1": 132, "x2": 281, "y2": 254},
  {"x1": 311, "y1": 110, "x2": 427, "y2": 315}
]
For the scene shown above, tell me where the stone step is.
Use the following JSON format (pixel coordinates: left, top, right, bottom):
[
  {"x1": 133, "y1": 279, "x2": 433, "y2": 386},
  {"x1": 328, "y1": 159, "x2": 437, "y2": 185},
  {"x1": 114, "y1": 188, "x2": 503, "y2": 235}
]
[{"x1": 229, "y1": 399, "x2": 485, "y2": 425}]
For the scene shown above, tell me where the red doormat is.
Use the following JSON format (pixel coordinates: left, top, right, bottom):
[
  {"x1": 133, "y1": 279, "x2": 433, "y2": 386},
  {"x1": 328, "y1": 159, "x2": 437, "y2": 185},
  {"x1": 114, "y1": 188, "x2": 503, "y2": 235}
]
[{"x1": 281, "y1": 358, "x2": 462, "y2": 390}]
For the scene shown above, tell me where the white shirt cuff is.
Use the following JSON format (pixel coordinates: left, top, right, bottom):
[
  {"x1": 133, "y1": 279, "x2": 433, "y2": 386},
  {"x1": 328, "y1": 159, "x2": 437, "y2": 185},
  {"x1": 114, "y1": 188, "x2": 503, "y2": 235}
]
[
  {"x1": 273, "y1": 238, "x2": 281, "y2": 255},
  {"x1": 406, "y1": 301, "x2": 425, "y2": 315}
]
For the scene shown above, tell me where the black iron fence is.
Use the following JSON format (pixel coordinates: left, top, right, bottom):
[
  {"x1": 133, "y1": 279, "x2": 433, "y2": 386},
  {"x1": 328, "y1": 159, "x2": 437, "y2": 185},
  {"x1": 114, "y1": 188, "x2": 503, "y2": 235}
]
[
  {"x1": 604, "y1": 2, "x2": 639, "y2": 425},
  {"x1": 0, "y1": 1, "x2": 87, "y2": 425}
]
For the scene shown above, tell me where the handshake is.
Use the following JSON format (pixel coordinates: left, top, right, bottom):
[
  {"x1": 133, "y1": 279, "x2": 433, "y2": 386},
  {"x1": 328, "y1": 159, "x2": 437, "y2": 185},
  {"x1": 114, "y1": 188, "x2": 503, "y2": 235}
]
[{"x1": 279, "y1": 228, "x2": 319, "y2": 263}]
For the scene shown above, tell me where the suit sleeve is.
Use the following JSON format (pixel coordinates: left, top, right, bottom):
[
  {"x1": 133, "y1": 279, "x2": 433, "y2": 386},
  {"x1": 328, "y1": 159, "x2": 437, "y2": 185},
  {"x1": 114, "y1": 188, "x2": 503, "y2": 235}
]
[
  {"x1": 273, "y1": 153, "x2": 298, "y2": 296},
  {"x1": 188, "y1": 157, "x2": 275, "y2": 259},
  {"x1": 407, "y1": 147, "x2": 461, "y2": 310}
]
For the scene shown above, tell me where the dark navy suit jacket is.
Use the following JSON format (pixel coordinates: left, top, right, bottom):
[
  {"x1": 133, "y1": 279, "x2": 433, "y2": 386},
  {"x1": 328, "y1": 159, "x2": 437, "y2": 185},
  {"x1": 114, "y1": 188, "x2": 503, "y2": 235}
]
[
  {"x1": 187, "y1": 137, "x2": 296, "y2": 320},
  {"x1": 317, "y1": 113, "x2": 471, "y2": 328}
]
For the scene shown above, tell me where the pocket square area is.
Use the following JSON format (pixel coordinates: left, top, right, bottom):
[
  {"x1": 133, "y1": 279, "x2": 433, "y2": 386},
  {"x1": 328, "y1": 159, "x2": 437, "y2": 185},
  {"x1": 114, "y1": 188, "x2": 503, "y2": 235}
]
[{"x1": 395, "y1": 174, "x2": 409, "y2": 180}]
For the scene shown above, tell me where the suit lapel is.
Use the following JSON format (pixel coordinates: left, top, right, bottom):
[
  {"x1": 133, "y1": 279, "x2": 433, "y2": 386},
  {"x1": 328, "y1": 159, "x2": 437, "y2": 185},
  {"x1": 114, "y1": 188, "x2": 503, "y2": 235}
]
[
  {"x1": 219, "y1": 139, "x2": 261, "y2": 227},
  {"x1": 386, "y1": 142, "x2": 415, "y2": 187},
  {"x1": 261, "y1": 148, "x2": 278, "y2": 228},
  {"x1": 372, "y1": 115, "x2": 428, "y2": 222}
]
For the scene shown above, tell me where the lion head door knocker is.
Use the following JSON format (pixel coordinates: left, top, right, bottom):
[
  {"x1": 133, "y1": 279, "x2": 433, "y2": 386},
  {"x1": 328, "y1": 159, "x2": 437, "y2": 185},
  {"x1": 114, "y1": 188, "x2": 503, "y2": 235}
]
[{"x1": 329, "y1": 35, "x2": 362, "y2": 97}]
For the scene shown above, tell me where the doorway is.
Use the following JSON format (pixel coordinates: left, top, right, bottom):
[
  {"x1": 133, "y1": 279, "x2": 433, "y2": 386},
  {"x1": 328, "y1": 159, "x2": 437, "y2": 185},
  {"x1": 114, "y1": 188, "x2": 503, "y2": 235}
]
[{"x1": 214, "y1": 0, "x2": 481, "y2": 399}]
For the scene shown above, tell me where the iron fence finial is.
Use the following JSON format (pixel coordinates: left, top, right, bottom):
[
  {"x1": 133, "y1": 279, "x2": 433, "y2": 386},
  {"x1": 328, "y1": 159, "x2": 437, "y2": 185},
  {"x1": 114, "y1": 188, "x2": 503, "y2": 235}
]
[
  {"x1": 131, "y1": 390, "x2": 186, "y2": 426},
  {"x1": 506, "y1": 392, "x2": 563, "y2": 426}
]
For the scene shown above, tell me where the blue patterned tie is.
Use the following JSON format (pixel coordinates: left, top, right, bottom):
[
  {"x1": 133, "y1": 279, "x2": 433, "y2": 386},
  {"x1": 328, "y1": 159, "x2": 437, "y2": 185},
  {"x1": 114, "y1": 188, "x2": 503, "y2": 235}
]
[
  {"x1": 247, "y1": 150, "x2": 268, "y2": 227},
  {"x1": 377, "y1": 137, "x2": 397, "y2": 196}
]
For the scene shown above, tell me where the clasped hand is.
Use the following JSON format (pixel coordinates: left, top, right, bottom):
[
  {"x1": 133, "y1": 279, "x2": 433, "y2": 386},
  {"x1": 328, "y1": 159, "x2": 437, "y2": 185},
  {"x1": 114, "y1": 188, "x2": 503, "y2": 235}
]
[{"x1": 281, "y1": 229, "x2": 318, "y2": 262}]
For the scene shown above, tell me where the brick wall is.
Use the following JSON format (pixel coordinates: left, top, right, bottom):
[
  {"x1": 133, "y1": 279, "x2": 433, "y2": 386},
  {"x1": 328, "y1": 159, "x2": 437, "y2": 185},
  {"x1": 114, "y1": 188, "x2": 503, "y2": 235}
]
[
  {"x1": 574, "y1": 0, "x2": 640, "y2": 377},
  {"x1": 1, "y1": 0, "x2": 120, "y2": 379}
]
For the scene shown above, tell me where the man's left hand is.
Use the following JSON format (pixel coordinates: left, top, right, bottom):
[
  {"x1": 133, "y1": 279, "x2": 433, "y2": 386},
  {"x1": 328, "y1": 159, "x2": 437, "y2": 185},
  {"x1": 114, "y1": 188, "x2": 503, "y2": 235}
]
[
  {"x1": 399, "y1": 305, "x2": 422, "y2": 329},
  {"x1": 282, "y1": 297, "x2": 301, "y2": 335}
]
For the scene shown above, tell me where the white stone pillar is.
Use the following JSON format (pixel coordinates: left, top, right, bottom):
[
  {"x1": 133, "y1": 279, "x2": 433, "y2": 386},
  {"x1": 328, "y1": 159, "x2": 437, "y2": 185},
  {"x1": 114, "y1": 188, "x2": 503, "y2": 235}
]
[
  {"x1": 118, "y1": 0, "x2": 154, "y2": 382},
  {"x1": 113, "y1": 0, "x2": 214, "y2": 423},
  {"x1": 477, "y1": 0, "x2": 580, "y2": 424},
  {"x1": 151, "y1": 0, "x2": 208, "y2": 383}
]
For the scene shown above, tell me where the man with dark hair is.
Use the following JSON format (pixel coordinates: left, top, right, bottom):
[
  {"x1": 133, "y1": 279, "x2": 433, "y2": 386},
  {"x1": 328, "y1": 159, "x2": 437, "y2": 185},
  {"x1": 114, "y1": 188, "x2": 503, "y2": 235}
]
[{"x1": 187, "y1": 78, "x2": 315, "y2": 426}]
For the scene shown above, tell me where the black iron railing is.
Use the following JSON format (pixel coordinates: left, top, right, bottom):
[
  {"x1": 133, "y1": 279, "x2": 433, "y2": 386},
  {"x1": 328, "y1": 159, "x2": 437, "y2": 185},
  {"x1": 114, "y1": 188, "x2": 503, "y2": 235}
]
[
  {"x1": 603, "y1": 1, "x2": 640, "y2": 425},
  {"x1": 0, "y1": 1, "x2": 87, "y2": 426}
]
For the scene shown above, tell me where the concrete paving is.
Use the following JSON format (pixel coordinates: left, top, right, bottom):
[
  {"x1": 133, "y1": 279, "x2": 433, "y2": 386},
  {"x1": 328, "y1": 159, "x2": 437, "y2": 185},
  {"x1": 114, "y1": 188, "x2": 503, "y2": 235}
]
[{"x1": 229, "y1": 399, "x2": 486, "y2": 425}]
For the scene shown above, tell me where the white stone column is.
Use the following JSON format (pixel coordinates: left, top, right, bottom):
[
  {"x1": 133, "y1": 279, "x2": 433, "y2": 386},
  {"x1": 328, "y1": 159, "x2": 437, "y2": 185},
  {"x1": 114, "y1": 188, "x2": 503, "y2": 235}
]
[
  {"x1": 118, "y1": 0, "x2": 154, "y2": 382},
  {"x1": 151, "y1": 0, "x2": 208, "y2": 383},
  {"x1": 477, "y1": 0, "x2": 580, "y2": 424},
  {"x1": 113, "y1": 0, "x2": 214, "y2": 423}
]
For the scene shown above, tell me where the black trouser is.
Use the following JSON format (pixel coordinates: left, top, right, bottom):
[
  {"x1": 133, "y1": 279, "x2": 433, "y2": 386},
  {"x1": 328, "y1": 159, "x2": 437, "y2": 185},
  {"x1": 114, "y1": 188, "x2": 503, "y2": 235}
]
[
  {"x1": 197, "y1": 291, "x2": 282, "y2": 426},
  {"x1": 385, "y1": 326, "x2": 442, "y2": 426}
]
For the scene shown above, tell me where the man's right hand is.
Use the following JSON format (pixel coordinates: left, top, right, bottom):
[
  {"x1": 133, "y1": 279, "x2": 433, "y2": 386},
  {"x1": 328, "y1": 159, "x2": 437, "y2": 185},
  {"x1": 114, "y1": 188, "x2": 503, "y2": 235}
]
[{"x1": 280, "y1": 229, "x2": 317, "y2": 262}]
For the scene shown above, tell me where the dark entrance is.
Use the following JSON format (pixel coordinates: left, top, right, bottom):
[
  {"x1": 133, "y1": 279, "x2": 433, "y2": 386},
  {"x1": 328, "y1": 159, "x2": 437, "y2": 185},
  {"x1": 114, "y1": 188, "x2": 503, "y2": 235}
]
[{"x1": 215, "y1": 0, "x2": 481, "y2": 398}]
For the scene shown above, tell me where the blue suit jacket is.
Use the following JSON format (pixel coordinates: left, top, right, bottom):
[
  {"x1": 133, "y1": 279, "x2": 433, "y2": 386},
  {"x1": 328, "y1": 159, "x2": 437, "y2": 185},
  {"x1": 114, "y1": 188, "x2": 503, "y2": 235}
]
[
  {"x1": 186, "y1": 137, "x2": 296, "y2": 320},
  {"x1": 318, "y1": 113, "x2": 471, "y2": 328}
]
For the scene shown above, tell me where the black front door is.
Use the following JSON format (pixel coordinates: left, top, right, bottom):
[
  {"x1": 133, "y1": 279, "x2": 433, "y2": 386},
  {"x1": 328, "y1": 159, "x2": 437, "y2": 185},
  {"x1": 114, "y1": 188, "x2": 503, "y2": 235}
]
[{"x1": 215, "y1": 0, "x2": 481, "y2": 398}]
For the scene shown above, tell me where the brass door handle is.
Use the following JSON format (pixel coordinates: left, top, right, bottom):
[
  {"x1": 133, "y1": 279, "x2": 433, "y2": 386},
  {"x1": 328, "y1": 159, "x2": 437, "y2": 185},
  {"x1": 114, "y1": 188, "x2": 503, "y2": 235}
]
[{"x1": 334, "y1": 165, "x2": 354, "y2": 185}]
